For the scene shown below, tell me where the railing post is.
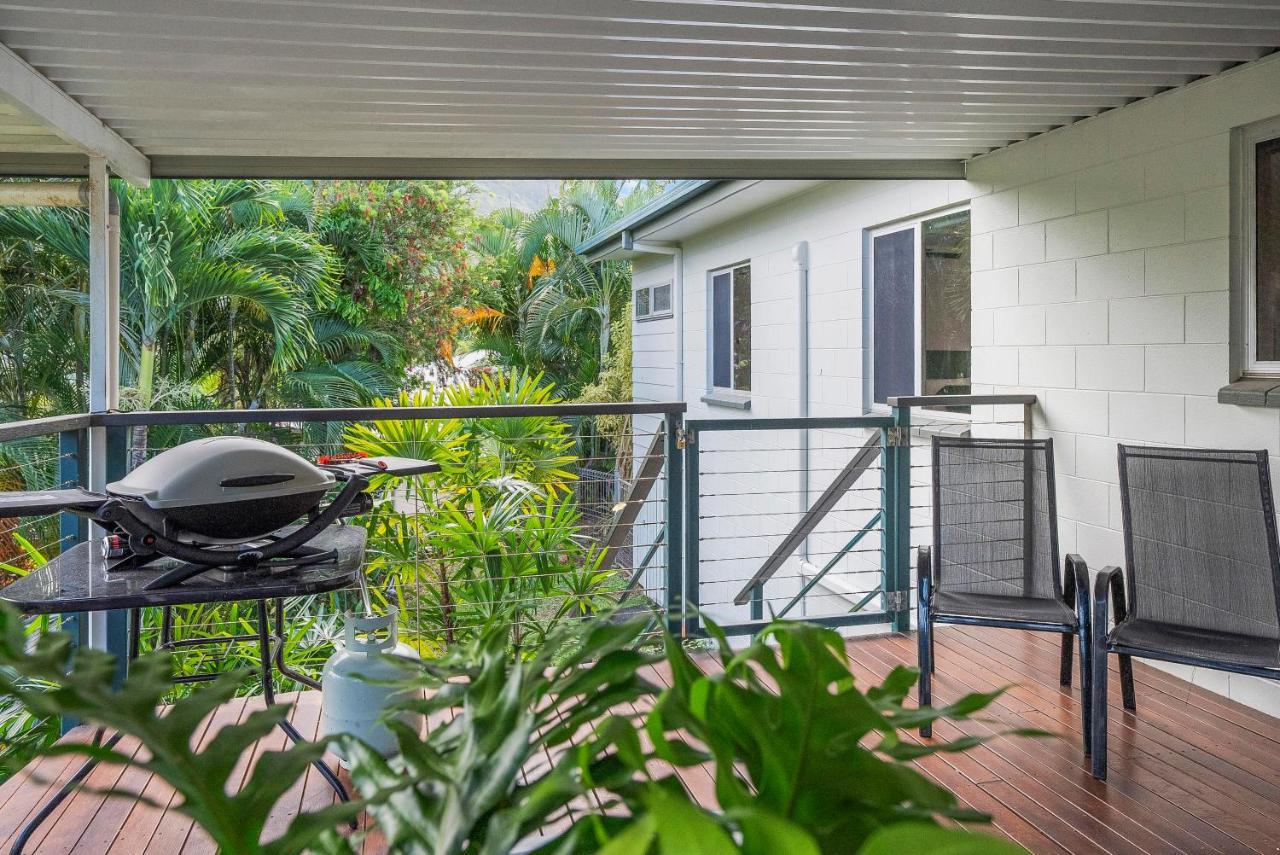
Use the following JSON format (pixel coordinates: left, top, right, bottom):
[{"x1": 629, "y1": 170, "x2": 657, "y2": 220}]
[
  {"x1": 104, "y1": 425, "x2": 131, "y2": 686},
  {"x1": 883, "y1": 405, "x2": 912, "y2": 632},
  {"x1": 57, "y1": 428, "x2": 88, "y2": 734},
  {"x1": 682, "y1": 422, "x2": 700, "y2": 636},
  {"x1": 750, "y1": 583, "x2": 763, "y2": 621},
  {"x1": 663, "y1": 413, "x2": 684, "y2": 637}
]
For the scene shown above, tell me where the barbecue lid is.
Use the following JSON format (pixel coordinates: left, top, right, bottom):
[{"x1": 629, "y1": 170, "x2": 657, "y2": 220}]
[{"x1": 107, "y1": 436, "x2": 336, "y2": 510}]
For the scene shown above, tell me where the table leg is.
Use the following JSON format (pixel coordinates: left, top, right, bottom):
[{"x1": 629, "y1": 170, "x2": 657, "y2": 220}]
[
  {"x1": 272, "y1": 597, "x2": 321, "y2": 690},
  {"x1": 254, "y1": 599, "x2": 351, "y2": 815},
  {"x1": 9, "y1": 729, "x2": 123, "y2": 855}
]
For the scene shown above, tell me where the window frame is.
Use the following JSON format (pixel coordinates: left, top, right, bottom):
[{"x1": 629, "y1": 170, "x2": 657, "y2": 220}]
[
  {"x1": 707, "y1": 261, "x2": 752, "y2": 395},
  {"x1": 633, "y1": 281, "x2": 673, "y2": 322},
  {"x1": 1240, "y1": 115, "x2": 1280, "y2": 376},
  {"x1": 864, "y1": 204, "x2": 971, "y2": 413}
]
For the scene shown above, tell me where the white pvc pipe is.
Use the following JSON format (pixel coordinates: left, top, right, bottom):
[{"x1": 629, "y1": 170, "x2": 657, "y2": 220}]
[{"x1": 794, "y1": 241, "x2": 810, "y2": 563}]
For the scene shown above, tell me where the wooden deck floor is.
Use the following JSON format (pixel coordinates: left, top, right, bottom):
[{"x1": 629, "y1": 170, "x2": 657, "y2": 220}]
[{"x1": 2, "y1": 625, "x2": 1279, "y2": 854}]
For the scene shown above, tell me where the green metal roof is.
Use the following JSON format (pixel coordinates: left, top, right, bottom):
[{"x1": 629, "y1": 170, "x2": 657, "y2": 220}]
[{"x1": 575, "y1": 179, "x2": 723, "y2": 256}]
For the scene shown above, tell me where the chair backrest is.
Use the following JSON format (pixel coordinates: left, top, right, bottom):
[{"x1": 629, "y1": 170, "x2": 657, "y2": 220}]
[
  {"x1": 932, "y1": 437, "x2": 1060, "y2": 600},
  {"x1": 1118, "y1": 445, "x2": 1280, "y2": 640}
]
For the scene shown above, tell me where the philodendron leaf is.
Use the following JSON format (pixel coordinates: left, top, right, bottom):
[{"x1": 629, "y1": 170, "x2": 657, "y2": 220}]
[
  {"x1": 596, "y1": 813, "x2": 658, "y2": 855},
  {"x1": 646, "y1": 786, "x2": 737, "y2": 855},
  {"x1": 731, "y1": 806, "x2": 821, "y2": 855},
  {"x1": 857, "y1": 822, "x2": 1028, "y2": 854}
]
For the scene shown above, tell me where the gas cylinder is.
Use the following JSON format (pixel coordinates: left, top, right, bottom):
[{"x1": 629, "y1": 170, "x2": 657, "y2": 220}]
[{"x1": 319, "y1": 609, "x2": 424, "y2": 763}]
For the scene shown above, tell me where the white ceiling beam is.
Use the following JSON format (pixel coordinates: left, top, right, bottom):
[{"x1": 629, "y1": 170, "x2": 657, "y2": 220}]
[
  {"x1": 0, "y1": 43, "x2": 148, "y2": 184},
  {"x1": 146, "y1": 155, "x2": 968, "y2": 180}
]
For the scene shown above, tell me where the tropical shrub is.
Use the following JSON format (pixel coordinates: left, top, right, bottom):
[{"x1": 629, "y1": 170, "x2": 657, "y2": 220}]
[{"x1": 344, "y1": 371, "x2": 616, "y2": 652}]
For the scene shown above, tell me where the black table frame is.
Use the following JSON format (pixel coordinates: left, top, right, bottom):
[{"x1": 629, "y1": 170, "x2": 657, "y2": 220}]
[{"x1": 10, "y1": 597, "x2": 351, "y2": 854}]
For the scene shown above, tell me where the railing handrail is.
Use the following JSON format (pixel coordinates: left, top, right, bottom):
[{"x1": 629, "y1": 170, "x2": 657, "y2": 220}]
[
  {"x1": 885, "y1": 393, "x2": 1036, "y2": 408},
  {"x1": 98, "y1": 401, "x2": 686, "y2": 426},
  {"x1": 0, "y1": 413, "x2": 93, "y2": 443},
  {"x1": 0, "y1": 402, "x2": 687, "y2": 438}
]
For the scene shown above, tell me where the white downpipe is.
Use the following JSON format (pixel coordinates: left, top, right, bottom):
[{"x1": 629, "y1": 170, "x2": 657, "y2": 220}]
[
  {"x1": 794, "y1": 242, "x2": 810, "y2": 566},
  {"x1": 632, "y1": 241, "x2": 685, "y2": 401}
]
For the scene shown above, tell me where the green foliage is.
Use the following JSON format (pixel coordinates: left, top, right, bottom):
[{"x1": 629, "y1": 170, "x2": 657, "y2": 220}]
[
  {"x1": 631, "y1": 620, "x2": 1036, "y2": 853},
  {"x1": 461, "y1": 180, "x2": 667, "y2": 399},
  {"x1": 0, "y1": 603, "x2": 1030, "y2": 855},
  {"x1": 327, "y1": 614, "x2": 661, "y2": 854},
  {"x1": 343, "y1": 371, "x2": 612, "y2": 652},
  {"x1": 578, "y1": 310, "x2": 634, "y2": 474},
  {"x1": 314, "y1": 180, "x2": 480, "y2": 368},
  {"x1": 0, "y1": 602, "x2": 362, "y2": 854}
]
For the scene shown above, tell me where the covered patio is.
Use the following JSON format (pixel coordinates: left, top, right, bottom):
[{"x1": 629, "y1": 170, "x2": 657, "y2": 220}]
[{"x1": 0, "y1": 2, "x2": 1279, "y2": 853}]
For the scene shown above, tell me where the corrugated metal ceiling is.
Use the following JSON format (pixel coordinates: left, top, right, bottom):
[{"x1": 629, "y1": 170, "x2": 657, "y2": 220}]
[{"x1": 0, "y1": 0, "x2": 1277, "y2": 178}]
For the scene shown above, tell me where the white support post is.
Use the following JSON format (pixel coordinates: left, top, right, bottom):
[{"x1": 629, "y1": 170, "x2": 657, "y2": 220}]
[{"x1": 85, "y1": 155, "x2": 117, "y2": 651}]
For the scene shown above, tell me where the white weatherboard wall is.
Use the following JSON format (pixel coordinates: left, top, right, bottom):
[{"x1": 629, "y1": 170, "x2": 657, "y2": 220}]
[
  {"x1": 631, "y1": 179, "x2": 975, "y2": 626},
  {"x1": 967, "y1": 52, "x2": 1280, "y2": 715}
]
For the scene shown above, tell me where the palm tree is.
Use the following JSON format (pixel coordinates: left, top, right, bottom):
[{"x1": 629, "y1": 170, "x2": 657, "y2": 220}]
[
  {"x1": 0, "y1": 180, "x2": 333, "y2": 417},
  {"x1": 462, "y1": 181, "x2": 667, "y2": 396}
]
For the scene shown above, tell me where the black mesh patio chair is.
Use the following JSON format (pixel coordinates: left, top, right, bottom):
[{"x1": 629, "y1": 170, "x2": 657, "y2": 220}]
[
  {"x1": 1091, "y1": 445, "x2": 1280, "y2": 779},
  {"x1": 918, "y1": 436, "x2": 1091, "y2": 751}
]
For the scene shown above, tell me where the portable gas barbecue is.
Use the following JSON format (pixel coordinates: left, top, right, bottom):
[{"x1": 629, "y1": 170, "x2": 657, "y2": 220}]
[{"x1": 0, "y1": 435, "x2": 437, "y2": 589}]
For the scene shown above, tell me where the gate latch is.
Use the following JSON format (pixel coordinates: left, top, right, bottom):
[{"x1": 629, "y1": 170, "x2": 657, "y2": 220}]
[
  {"x1": 884, "y1": 590, "x2": 911, "y2": 612},
  {"x1": 676, "y1": 427, "x2": 695, "y2": 449}
]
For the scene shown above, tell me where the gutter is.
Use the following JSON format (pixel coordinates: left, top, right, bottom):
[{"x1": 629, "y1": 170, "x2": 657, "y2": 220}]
[{"x1": 576, "y1": 179, "x2": 723, "y2": 258}]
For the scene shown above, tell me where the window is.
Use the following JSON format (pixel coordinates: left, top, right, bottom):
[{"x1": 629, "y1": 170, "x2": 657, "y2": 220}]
[
  {"x1": 868, "y1": 208, "x2": 971, "y2": 410},
  {"x1": 1243, "y1": 117, "x2": 1280, "y2": 373},
  {"x1": 634, "y1": 282, "x2": 672, "y2": 321},
  {"x1": 710, "y1": 263, "x2": 751, "y2": 392}
]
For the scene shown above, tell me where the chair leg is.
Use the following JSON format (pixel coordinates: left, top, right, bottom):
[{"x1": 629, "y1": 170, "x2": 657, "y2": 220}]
[
  {"x1": 1059, "y1": 632, "x2": 1074, "y2": 687},
  {"x1": 1077, "y1": 624, "x2": 1091, "y2": 756},
  {"x1": 1119, "y1": 654, "x2": 1136, "y2": 712},
  {"x1": 1090, "y1": 635, "x2": 1108, "y2": 779},
  {"x1": 918, "y1": 617, "x2": 933, "y2": 739}
]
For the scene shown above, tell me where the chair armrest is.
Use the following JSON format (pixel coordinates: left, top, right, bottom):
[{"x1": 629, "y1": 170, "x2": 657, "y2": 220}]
[
  {"x1": 917, "y1": 546, "x2": 933, "y2": 607},
  {"x1": 1093, "y1": 566, "x2": 1127, "y2": 632},
  {"x1": 1064, "y1": 554, "x2": 1091, "y2": 628}
]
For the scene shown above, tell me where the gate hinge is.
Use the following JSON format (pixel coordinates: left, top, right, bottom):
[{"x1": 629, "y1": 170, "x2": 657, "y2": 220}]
[
  {"x1": 884, "y1": 590, "x2": 911, "y2": 612},
  {"x1": 676, "y1": 427, "x2": 695, "y2": 449},
  {"x1": 885, "y1": 426, "x2": 908, "y2": 447}
]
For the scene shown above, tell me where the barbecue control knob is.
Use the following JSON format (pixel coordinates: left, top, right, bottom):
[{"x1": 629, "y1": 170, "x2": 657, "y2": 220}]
[{"x1": 237, "y1": 549, "x2": 264, "y2": 567}]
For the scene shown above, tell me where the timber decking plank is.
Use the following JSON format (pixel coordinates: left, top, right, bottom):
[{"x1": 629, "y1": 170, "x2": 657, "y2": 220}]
[
  {"x1": 860, "y1": 634, "x2": 1194, "y2": 855},
  {"x1": 923, "y1": 627, "x2": 1275, "y2": 850},
  {"x1": 872, "y1": 632, "x2": 1241, "y2": 855},
  {"x1": 942, "y1": 626, "x2": 1280, "y2": 818},
  {"x1": 914, "y1": 627, "x2": 1277, "y2": 852}
]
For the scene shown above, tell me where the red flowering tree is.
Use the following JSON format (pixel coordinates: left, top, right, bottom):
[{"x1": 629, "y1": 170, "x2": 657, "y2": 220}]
[{"x1": 314, "y1": 180, "x2": 480, "y2": 370}]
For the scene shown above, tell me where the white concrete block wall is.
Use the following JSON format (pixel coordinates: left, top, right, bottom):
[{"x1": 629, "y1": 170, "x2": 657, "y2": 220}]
[{"x1": 967, "y1": 52, "x2": 1280, "y2": 715}]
